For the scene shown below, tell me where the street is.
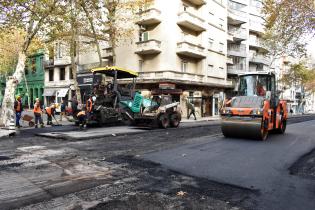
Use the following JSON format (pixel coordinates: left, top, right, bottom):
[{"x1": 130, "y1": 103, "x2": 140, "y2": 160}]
[{"x1": 0, "y1": 115, "x2": 314, "y2": 210}]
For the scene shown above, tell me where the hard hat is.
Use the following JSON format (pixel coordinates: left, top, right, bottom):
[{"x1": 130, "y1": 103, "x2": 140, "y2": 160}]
[{"x1": 16, "y1": 95, "x2": 21, "y2": 99}]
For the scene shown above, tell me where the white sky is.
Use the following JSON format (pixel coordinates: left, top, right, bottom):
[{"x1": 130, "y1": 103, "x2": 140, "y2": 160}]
[{"x1": 307, "y1": 37, "x2": 315, "y2": 61}]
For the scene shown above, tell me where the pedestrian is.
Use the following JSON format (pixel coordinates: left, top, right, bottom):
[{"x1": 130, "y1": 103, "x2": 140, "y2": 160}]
[
  {"x1": 71, "y1": 95, "x2": 78, "y2": 117},
  {"x1": 60, "y1": 99, "x2": 69, "y2": 121},
  {"x1": 45, "y1": 104, "x2": 56, "y2": 125},
  {"x1": 186, "y1": 98, "x2": 197, "y2": 120},
  {"x1": 33, "y1": 98, "x2": 44, "y2": 128},
  {"x1": 290, "y1": 109, "x2": 293, "y2": 115},
  {"x1": 14, "y1": 95, "x2": 23, "y2": 128}
]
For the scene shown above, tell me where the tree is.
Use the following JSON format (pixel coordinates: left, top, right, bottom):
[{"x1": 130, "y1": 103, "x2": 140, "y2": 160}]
[
  {"x1": 281, "y1": 62, "x2": 315, "y2": 94},
  {"x1": 93, "y1": 0, "x2": 153, "y2": 66},
  {"x1": 0, "y1": 0, "x2": 61, "y2": 126},
  {"x1": 263, "y1": 0, "x2": 315, "y2": 59}
]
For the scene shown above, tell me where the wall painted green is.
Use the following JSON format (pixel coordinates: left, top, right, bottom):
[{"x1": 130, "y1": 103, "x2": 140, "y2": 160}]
[{"x1": 17, "y1": 49, "x2": 45, "y2": 107}]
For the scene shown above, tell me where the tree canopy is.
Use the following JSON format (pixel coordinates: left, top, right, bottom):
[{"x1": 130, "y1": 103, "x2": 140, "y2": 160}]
[{"x1": 263, "y1": 0, "x2": 315, "y2": 59}]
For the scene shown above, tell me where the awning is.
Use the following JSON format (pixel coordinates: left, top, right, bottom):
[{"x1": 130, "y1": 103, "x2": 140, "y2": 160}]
[
  {"x1": 56, "y1": 88, "x2": 69, "y2": 98},
  {"x1": 43, "y1": 89, "x2": 56, "y2": 97}
]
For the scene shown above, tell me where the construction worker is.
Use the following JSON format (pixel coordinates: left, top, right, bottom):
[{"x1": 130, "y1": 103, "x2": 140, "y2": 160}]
[
  {"x1": 77, "y1": 109, "x2": 86, "y2": 129},
  {"x1": 33, "y1": 98, "x2": 44, "y2": 128},
  {"x1": 185, "y1": 98, "x2": 197, "y2": 120},
  {"x1": 45, "y1": 104, "x2": 56, "y2": 125},
  {"x1": 86, "y1": 95, "x2": 93, "y2": 120},
  {"x1": 14, "y1": 95, "x2": 23, "y2": 128}
]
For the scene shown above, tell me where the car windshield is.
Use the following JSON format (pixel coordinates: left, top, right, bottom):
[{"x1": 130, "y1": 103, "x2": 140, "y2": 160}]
[{"x1": 239, "y1": 75, "x2": 270, "y2": 97}]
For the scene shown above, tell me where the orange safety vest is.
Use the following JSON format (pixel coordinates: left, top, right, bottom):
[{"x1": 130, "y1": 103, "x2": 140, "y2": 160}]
[
  {"x1": 45, "y1": 107, "x2": 52, "y2": 116},
  {"x1": 15, "y1": 100, "x2": 21, "y2": 112},
  {"x1": 33, "y1": 102, "x2": 41, "y2": 113},
  {"x1": 77, "y1": 111, "x2": 86, "y2": 117},
  {"x1": 86, "y1": 98, "x2": 93, "y2": 112}
]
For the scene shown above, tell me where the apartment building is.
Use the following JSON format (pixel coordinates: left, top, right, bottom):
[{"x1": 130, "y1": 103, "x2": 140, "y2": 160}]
[
  {"x1": 104, "y1": 0, "x2": 232, "y2": 117},
  {"x1": 44, "y1": 40, "x2": 103, "y2": 107},
  {"x1": 226, "y1": 0, "x2": 270, "y2": 79}
]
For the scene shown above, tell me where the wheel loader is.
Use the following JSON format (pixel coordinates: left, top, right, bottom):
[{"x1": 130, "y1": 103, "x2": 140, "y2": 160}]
[
  {"x1": 121, "y1": 92, "x2": 182, "y2": 128},
  {"x1": 220, "y1": 72, "x2": 287, "y2": 140}
]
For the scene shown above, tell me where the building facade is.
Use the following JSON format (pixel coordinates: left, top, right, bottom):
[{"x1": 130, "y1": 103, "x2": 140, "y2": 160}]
[
  {"x1": 43, "y1": 40, "x2": 102, "y2": 107},
  {"x1": 103, "y1": 0, "x2": 233, "y2": 117},
  {"x1": 226, "y1": 0, "x2": 270, "y2": 79},
  {"x1": 16, "y1": 49, "x2": 46, "y2": 107}
]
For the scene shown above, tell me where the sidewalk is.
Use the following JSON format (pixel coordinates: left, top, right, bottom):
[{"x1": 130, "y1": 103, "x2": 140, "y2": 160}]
[{"x1": 181, "y1": 116, "x2": 221, "y2": 123}]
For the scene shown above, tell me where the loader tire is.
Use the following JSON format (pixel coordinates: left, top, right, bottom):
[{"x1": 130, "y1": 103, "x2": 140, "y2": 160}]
[
  {"x1": 159, "y1": 114, "x2": 170, "y2": 129},
  {"x1": 170, "y1": 112, "x2": 181, "y2": 128}
]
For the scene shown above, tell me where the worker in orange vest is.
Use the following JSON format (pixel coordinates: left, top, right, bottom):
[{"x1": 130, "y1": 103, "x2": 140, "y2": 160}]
[
  {"x1": 77, "y1": 109, "x2": 86, "y2": 129},
  {"x1": 86, "y1": 95, "x2": 93, "y2": 113},
  {"x1": 14, "y1": 95, "x2": 23, "y2": 128},
  {"x1": 45, "y1": 104, "x2": 56, "y2": 125},
  {"x1": 33, "y1": 98, "x2": 44, "y2": 128}
]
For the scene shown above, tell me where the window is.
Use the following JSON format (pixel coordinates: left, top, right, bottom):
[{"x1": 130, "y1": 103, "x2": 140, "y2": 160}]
[
  {"x1": 69, "y1": 67, "x2": 73, "y2": 79},
  {"x1": 31, "y1": 58, "x2": 36, "y2": 73},
  {"x1": 219, "y1": 43, "x2": 224, "y2": 52},
  {"x1": 139, "y1": 31, "x2": 149, "y2": 42},
  {"x1": 139, "y1": 60, "x2": 143, "y2": 72},
  {"x1": 60, "y1": 67, "x2": 65, "y2": 80},
  {"x1": 181, "y1": 60, "x2": 188, "y2": 73},
  {"x1": 49, "y1": 69, "x2": 54, "y2": 81},
  {"x1": 39, "y1": 57, "x2": 43, "y2": 71},
  {"x1": 208, "y1": 38, "x2": 214, "y2": 49},
  {"x1": 208, "y1": 64, "x2": 214, "y2": 72}
]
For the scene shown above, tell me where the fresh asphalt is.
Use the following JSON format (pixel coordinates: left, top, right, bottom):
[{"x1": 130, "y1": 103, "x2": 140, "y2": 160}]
[{"x1": 144, "y1": 120, "x2": 315, "y2": 210}]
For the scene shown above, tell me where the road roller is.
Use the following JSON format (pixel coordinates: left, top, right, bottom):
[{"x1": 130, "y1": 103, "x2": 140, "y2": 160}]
[{"x1": 220, "y1": 72, "x2": 288, "y2": 140}]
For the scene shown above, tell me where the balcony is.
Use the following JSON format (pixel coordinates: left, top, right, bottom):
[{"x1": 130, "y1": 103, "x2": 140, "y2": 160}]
[
  {"x1": 138, "y1": 70, "x2": 232, "y2": 87},
  {"x1": 227, "y1": 65, "x2": 245, "y2": 75},
  {"x1": 177, "y1": 11, "x2": 206, "y2": 32},
  {"x1": 249, "y1": 38, "x2": 269, "y2": 52},
  {"x1": 227, "y1": 8, "x2": 247, "y2": 25},
  {"x1": 102, "y1": 47, "x2": 113, "y2": 59},
  {"x1": 176, "y1": 41, "x2": 206, "y2": 59},
  {"x1": 135, "y1": 39, "x2": 162, "y2": 55},
  {"x1": 228, "y1": 27, "x2": 247, "y2": 41},
  {"x1": 249, "y1": 55, "x2": 270, "y2": 65},
  {"x1": 44, "y1": 59, "x2": 54, "y2": 68},
  {"x1": 185, "y1": 0, "x2": 206, "y2": 6},
  {"x1": 227, "y1": 57, "x2": 234, "y2": 64},
  {"x1": 227, "y1": 44, "x2": 246, "y2": 57},
  {"x1": 249, "y1": 20, "x2": 265, "y2": 34},
  {"x1": 136, "y1": 8, "x2": 161, "y2": 26}
]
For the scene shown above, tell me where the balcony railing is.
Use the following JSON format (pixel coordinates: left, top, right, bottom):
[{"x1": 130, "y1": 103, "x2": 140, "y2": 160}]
[
  {"x1": 44, "y1": 59, "x2": 54, "y2": 67},
  {"x1": 227, "y1": 7, "x2": 247, "y2": 24},
  {"x1": 249, "y1": 20, "x2": 265, "y2": 34},
  {"x1": 138, "y1": 70, "x2": 232, "y2": 87},
  {"x1": 227, "y1": 65, "x2": 245, "y2": 75},
  {"x1": 135, "y1": 39, "x2": 162, "y2": 55},
  {"x1": 177, "y1": 41, "x2": 206, "y2": 59},
  {"x1": 102, "y1": 47, "x2": 113, "y2": 58},
  {"x1": 249, "y1": 38, "x2": 269, "y2": 51},
  {"x1": 228, "y1": 26, "x2": 247, "y2": 41},
  {"x1": 249, "y1": 55, "x2": 270, "y2": 65},
  {"x1": 227, "y1": 44, "x2": 246, "y2": 57},
  {"x1": 136, "y1": 8, "x2": 162, "y2": 25},
  {"x1": 177, "y1": 11, "x2": 206, "y2": 32}
]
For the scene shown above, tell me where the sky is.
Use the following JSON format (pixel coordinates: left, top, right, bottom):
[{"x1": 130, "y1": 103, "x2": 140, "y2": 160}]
[{"x1": 307, "y1": 37, "x2": 315, "y2": 62}]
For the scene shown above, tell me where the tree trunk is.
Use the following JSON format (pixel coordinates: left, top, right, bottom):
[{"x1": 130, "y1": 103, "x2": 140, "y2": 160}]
[
  {"x1": 0, "y1": 53, "x2": 26, "y2": 126},
  {"x1": 80, "y1": 1, "x2": 103, "y2": 67},
  {"x1": 23, "y1": 70, "x2": 31, "y2": 109}
]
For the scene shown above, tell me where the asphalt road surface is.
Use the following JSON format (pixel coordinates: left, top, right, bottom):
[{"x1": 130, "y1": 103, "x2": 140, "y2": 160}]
[
  {"x1": 0, "y1": 115, "x2": 314, "y2": 210},
  {"x1": 145, "y1": 120, "x2": 315, "y2": 210}
]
